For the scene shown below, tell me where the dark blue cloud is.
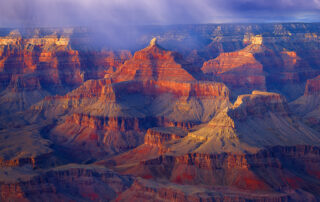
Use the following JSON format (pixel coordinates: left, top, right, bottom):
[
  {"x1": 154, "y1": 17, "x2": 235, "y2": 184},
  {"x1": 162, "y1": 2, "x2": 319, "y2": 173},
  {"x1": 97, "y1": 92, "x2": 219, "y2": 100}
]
[{"x1": 0, "y1": 0, "x2": 319, "y2": 27}]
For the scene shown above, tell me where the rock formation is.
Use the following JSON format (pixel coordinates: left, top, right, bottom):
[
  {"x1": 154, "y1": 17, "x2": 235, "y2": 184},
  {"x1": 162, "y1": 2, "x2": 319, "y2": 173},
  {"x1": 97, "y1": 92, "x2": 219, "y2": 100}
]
[
  {"x1": 104, "y1": 91, "x2": 320, "y2": 200},
  {"x1": 112, "y1": 37, "x2": 195, "y2": 83},
  {"x1": 0, "y1": 30, "x2": 132, "y2": 113},
  {"x1": 1, "y1": 24, "x2": 320, "y2": 201},
  {"x1": 181, "y1": 91, "x2": 320, "y2": 154},
  {"x1": 25, "y1": 38, "x2": 230, "y2": 160},
  {"x1": 201, "y1": 35, "x2": 266, "y2": 93},
  {"x1": 290, "y1": 75, "x2": 320, "y2": 131}
]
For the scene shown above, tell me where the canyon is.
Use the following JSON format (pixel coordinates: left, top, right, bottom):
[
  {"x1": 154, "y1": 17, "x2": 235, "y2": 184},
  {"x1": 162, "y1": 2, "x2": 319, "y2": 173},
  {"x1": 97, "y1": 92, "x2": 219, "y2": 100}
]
[{"x1": 0, "y1": 23, "x2": 320, "y2": 201}]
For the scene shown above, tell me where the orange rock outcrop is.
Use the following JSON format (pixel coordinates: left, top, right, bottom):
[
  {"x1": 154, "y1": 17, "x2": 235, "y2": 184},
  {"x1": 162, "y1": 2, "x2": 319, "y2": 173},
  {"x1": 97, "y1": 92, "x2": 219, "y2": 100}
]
[
  {"x1": 112, "y1": 38, "x2": 195, "y2": 83},
  {"x1": 201, "y1": 43, "x2": 266, "y2": 92}
]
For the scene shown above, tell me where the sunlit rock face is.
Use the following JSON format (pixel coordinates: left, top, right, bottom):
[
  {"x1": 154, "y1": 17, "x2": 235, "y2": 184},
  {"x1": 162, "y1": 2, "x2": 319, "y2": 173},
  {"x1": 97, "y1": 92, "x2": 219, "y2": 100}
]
[
  {"x1": 1, "y1": 24, "x2": 320, "y2": 201},
  {"x1": 0, "y1": 29, "x2": 132, "y2": 113},
  {"x1": 202, "y1": 36, "x2": 266, "y2": 94},
  {"x1": 112, "y1": 37, "x2": 196, "y2": 83},
  {"x1": 243, "y1": 34, "x2": 263, "y2": 45},
  {"x1": 144, "y1": 127, "x2": 187, "y2": 148}
]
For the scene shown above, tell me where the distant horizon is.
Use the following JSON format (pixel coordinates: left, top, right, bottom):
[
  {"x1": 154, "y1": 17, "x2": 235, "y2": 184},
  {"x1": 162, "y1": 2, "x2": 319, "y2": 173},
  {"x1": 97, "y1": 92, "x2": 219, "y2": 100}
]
[{"x1": 1, "y1": 21, "x2": 320, "y2": 29}]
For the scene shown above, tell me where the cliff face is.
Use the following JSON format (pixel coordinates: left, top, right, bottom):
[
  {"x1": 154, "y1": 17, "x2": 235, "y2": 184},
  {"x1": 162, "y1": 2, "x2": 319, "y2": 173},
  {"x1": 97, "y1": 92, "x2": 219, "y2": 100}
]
[
  {"x1": 201, "y1": 36, "x2": 266, "y2": 93},
  {"x1": 107, "y1": 145, "x2": 320, "y2": 200},
  {"x1": 135, "y1": 146, "x2": 320, "y2": 195},
  {"x1": 183, "y1": 91, "x2": 320, "y2": 154},
  {"x1": 144, "y1": 127, "x2": 187, "y2": 147},
  {"x1": 1, "y1": 148, "x2": 319, "y2": 202},
  {"x1": 0, "y1": 165, "x2": 133, "y2": 202},
  {"x1": 230, "y1": 91, "x2": 289, "y2": 119},
  {"x1": 290, "y1": 75, "x2": 320, "y2": 132},
  {"x1": 49, "y1": 114, "x2": 148, "y2": 159},
  {"x1": 259, "y1": 48, "x2": 316, "y2": 101},
  {"x1": 305, "y1": 75, "x2": 320, "y2": 96},
  {"x1": 86, "y1": 49, "x2": 132, "y2": 79},
  {"x1": 0, "y1": 30, "x2": 83, "y2": 90},
  {"x1": 0, "y1": 30, "x2": 81, "y2": 113},
  {"x1": 0, "y1": 74, "x2": 49, "y2": 115},
  {"x1": 150, "y1": 92, "x2": 316, "y2": 157},
  {"x1": 3, "y1": 160, "x2": 317, "y2": 202},
  {"x1": 29, "y1": 78, "x2": 230, "y2": 125}
]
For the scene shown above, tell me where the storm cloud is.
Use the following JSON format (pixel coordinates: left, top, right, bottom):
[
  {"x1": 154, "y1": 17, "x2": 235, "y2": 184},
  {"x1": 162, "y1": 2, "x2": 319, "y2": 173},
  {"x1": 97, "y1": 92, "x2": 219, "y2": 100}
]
[{"x1": 0, "y1": 0, "x2": 320, "y2": 27}]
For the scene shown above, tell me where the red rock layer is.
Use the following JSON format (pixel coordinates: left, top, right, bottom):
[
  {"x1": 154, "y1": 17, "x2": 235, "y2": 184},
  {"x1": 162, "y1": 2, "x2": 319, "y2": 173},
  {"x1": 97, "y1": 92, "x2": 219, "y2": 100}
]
[
  {"x1": 122, "y1": 146, "x2": 320, "y2": 195},
  {"x1": 51, "y1": 115, "x2": 195, "y2": 159},
  {"x1": 144, "y1": 127, "x2": 187, "y2": 147},
  {"x1": 66, "y1": 113, "x2": 147, "y2": 132},
  {"x1": 38, "y1": 50, "x2": 83, "y2": 88},
  {"x1": 2, "y1": 164, "x2": 309, "y2": 202},
  {"x1": 112, "y1": 38, "x2": 195, "y2": 83},
  {"x1": 202, "y1": 51, "x2": 263, "y2": 75},
  {"x1": 50, "y1": 122, "x2": 146, "y2": 159},
  {"x1": 0, "y1": 153, "x2": 55, "y2": 169},
  {"x1": 117, "y1": 178, "x2": 311, "y2": 202},
  {"x1": 65, "y1": 114, "x2": 198, "y2": 133},
  {"x1": 61, "y1": 79, "x2": 116, "y2": 100},
  {"x1": 40, "y1": 79, "x2": 115, "y2": 108},
  {"x1": 32, "y1": 75, "x2": 229, "y2": 125},
  {"x1": 115, "y1": 80, "x2": 229, "y2": 98},
  {"x1": 201, "y1": 47, "x2": 266, "y2": 91}
]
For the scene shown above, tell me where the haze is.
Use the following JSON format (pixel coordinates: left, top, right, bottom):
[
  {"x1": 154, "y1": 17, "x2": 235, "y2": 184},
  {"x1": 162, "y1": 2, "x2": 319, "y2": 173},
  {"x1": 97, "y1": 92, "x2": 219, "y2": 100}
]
[{"x1": 1, "y1": 0, "x2": 320, "y2": 27}]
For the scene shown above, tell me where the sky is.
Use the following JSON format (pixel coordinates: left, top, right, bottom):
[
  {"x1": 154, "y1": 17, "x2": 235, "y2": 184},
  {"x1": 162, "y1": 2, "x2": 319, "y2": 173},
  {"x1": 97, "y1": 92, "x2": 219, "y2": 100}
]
[{"x1": 0, "y1": 0, "x2": 320, "y2": 27}]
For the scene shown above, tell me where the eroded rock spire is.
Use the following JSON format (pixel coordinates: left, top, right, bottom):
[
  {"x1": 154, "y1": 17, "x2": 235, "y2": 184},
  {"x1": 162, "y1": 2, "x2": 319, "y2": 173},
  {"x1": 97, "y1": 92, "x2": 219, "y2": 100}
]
[{"x1": 149, "y1": 37, "x2": 158, "y2": 47}]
